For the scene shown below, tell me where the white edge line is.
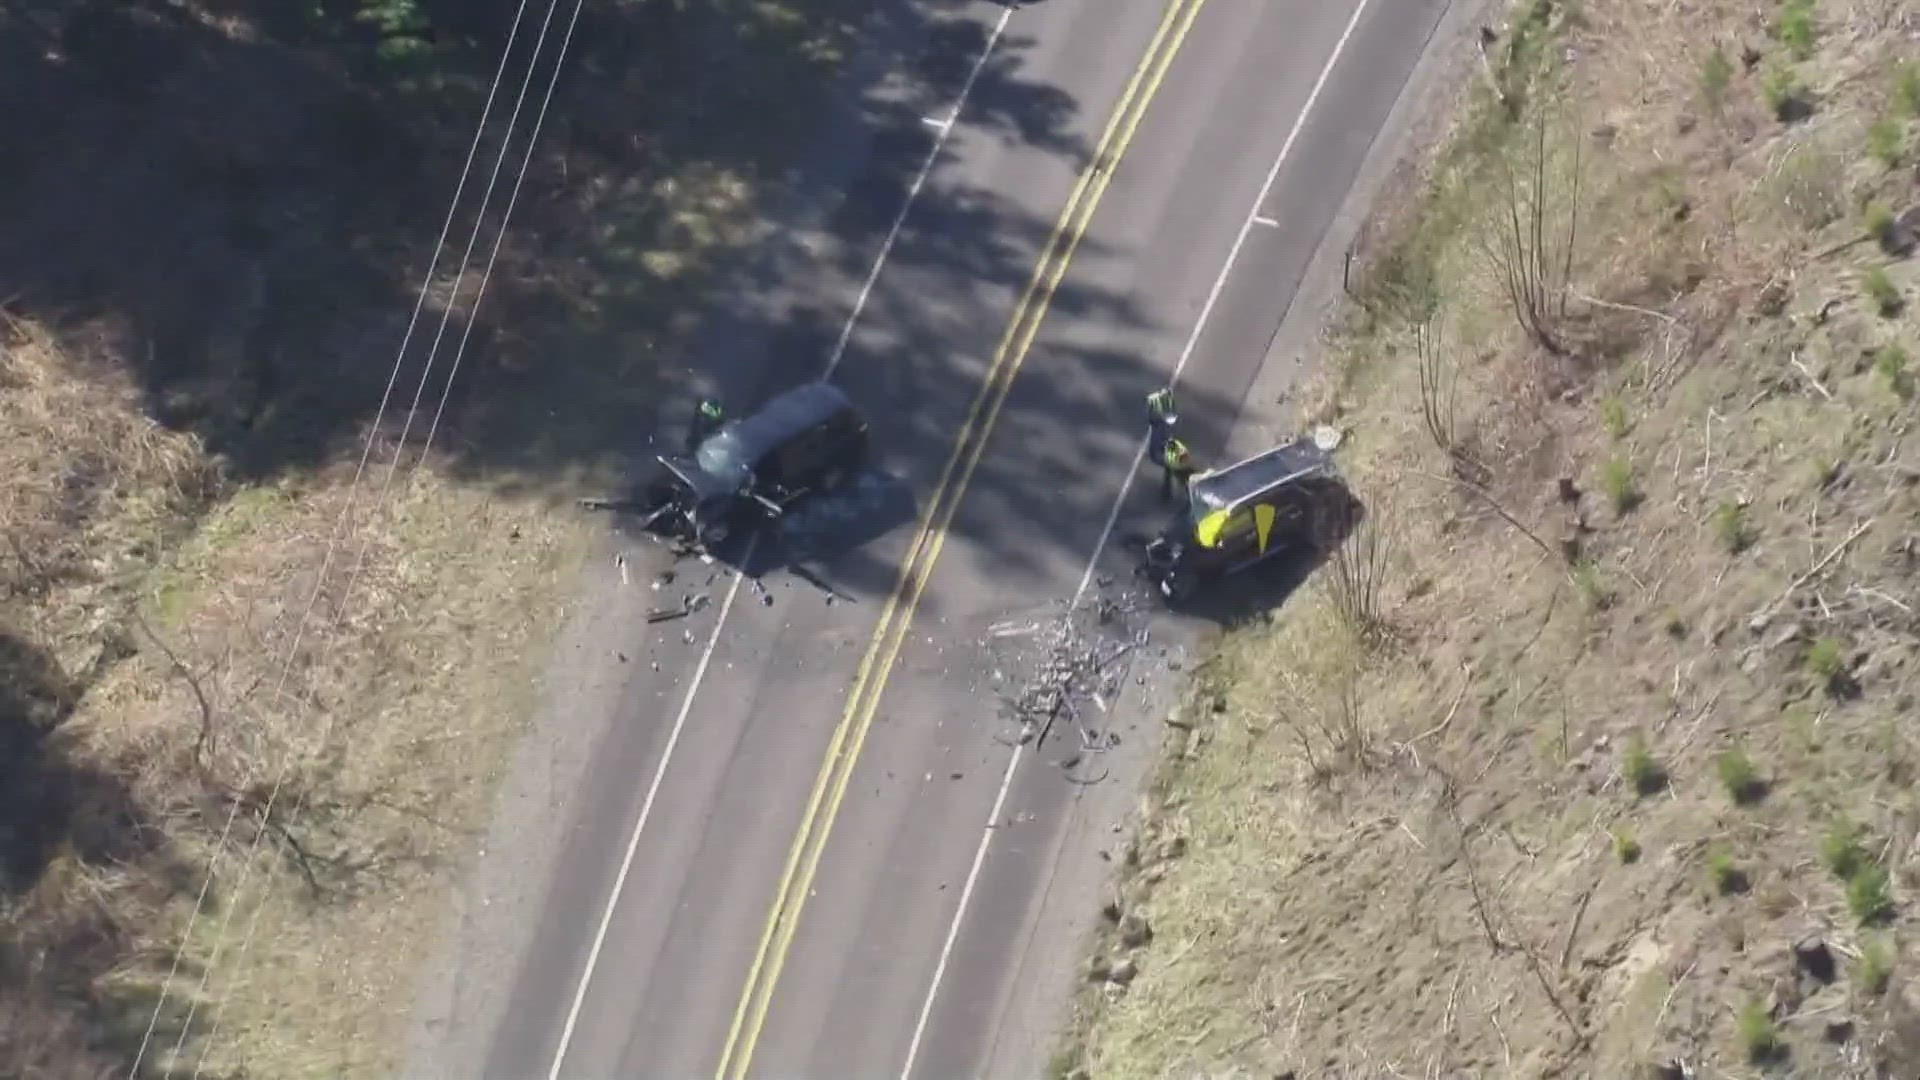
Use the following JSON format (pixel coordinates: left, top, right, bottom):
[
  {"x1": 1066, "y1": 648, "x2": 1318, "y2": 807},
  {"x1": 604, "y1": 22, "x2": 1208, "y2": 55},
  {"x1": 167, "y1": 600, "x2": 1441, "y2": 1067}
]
[
  {"x1": 823, "y1": 6, "x2": 1012, "y2": 377},
  {"x1": 547, "y1": 562, "x2": 750, "y2": 1080},
  {"x1": 897, "y1": 0, "x2": 1376, "y2": 1075},
  {"x1": 546, "y1": 11, "x2": 1011, "y2": 1076}
]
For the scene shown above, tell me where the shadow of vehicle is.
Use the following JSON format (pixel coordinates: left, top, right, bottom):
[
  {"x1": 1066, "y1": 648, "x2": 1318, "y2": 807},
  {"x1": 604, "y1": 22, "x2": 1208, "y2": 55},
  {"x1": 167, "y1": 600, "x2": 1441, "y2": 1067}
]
[{"x1": 1136, "y1": 478, "x2": 1365, "y2": 627}]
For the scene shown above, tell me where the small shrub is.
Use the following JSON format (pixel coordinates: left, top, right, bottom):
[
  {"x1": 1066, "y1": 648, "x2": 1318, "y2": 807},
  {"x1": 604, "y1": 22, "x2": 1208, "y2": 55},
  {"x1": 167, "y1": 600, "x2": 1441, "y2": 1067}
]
[
  {"x1": 1810, "y1": 455, "x2": 1841, "y2": 490},
  {"x1": 1600, "y1": 456, "x2": 1640, "y2": 512},
  {"x1": 1876, "y1": 343, "x2": 1913, "y2": 399},
  {"x1": 1574, "y1": 558, "x2": 1615, "y2": 611},
  {"x1": 1849, "y1": 864, "x2": 1895, "y2": 925},
  {"x1": 1805, "y1": 635, "x2": 1846, "y2": 689},
  {"x1": 1866, "y1": 202, "x2": 1898, "y2": 247},
  {"x1": 1711, "y1": 500, "x2": 1754, "y2": 553},
  {"x1": 1869, "y1": 119, "x2": 1906, "y2": 169},
  {"x1": 1701, "y1": 46, "x2": 1734, "y2": 110},
  {"x1": 1623, "y1": 733, "x2": 1665, "y2": 796},
  {"x1": 1600, "y1": 395, "x2": 1629, "y2": 439},
  {"x1": 1763, "y1": 65, "x2": 1806, "y2": 121},
  {"x1": 1863, "y1": 268, "x2": 1903, "y2": 317},
  {"x1": 1613, "y1": 827, "x2": 1642, "y2": 864},
  {"x1": 1776, "y1": 0, "x2": 1816, "y2": 59},
  {"x1": 1897, "y1": 60, "x2": 1920, "y2": 118},
  {"x1": 1717, "y1": 746, "x2": 1765, "y2": 805},
  {"x1": 1822, "y1": 818, "x2": 1867, "y2": 880},
  {"x1": 1858, "y1": 937, "x2": 1894, "y2": 996},
  {"x1": 1708, "y1": 845, "x2": 1748, "y2": 895},
  {"x1": 1737, "y1": 997, "x2": 1785, "y2": 1063}
]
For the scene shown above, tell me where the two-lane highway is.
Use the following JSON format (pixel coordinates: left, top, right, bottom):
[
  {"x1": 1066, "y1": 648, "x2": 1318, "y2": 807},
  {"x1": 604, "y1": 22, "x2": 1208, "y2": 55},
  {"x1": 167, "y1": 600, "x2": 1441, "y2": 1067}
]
[{"x1": 408, "y1": 0, "x2": 1462, "y2": 1077}]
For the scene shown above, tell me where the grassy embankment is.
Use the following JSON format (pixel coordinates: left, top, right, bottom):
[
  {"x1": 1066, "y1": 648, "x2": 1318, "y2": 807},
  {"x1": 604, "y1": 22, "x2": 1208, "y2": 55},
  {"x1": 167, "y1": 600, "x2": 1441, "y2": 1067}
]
[
  {"x1": 1066, "y1": 0, "x2": 1919, "y2": 1075},
  {"x1": 1, "y1": 0, "x2": 870, "y2": 1075}
]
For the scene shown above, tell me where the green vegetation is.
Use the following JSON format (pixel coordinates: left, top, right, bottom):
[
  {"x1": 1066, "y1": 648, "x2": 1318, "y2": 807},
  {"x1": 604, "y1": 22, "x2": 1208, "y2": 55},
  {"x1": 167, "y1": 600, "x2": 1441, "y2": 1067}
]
[
  {"x1": 1863, "y1": 268, "x2": 1902, "y2": 317},
  {"x1": 1708, "y1": 845, "x2": 1747, "y2": 895},
  {"x1": 1612, "y1": 827, "x2": 1642, "y2": 863},
  {"x1": 1868, "y1": 119, "x2": 1905, "y2": 168},
  {"x1": 1623, "y1": 733, "x2": 1665, "y2": 796},
  {"x1": 1876, "y1": 343, "x2": 1912, "y2": 399},
  {"x1": 1600, "y1": 394, "x2": 1629, "y2": 439},
  {"x1": 1865, "y1": 202, "x2": 1897, "y2": 247},
  {"x1": 1896, "y1": 60, "x2": 1920, "y2": 117},
  {"x1": 1599, "y1": 455, "x2": 1640, "y2": 512},
  {"x1": 1763, "y1": 65, "x2": 1805, "y2": 121},
  {"x1": 1805, "y1": 635, "x2": 1847, "y2": 690},
  {"x1": 1737, "y1": 998, "x2": 1785, "y2": 1063},
  {"x1": 1711, "y1": 500, "x2": 1754, "y2": 553},
  {"x1": 1574, "y1": 558, "x2": 1615, "y2": 611},
  {"x1": 1716, "y1": 746, "x2": 1765, "y2": 805},
  {"x1": 1849, "y1": 864, "x2": 1895, "y2": 925},
  {"x1": 1700, "y1": 46, "x2": 1733, "y2": 111},
  {"x1": 1775, "y1": 0, "x2": 1817, "y2": 60},
  {"x1": 1822, "y1": 818, "x2": 1867, "y2": 880},
  {"x1": 1858, "y1": 937, "x2": 1894, "y2": 996}
]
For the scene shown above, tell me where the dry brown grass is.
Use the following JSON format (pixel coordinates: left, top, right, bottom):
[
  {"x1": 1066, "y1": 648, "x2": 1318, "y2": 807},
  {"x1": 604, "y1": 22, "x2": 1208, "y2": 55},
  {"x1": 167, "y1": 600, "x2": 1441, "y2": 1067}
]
[
  {"x1": 1, "y1": 313, "x2": 592, "y2": 1078},
  {"x1": 1067, "y1": 0, "x2": 1920, "y2": 1076},
  {"x1": 4, "y1": 0, "x2": 884, "y2": 1072}
]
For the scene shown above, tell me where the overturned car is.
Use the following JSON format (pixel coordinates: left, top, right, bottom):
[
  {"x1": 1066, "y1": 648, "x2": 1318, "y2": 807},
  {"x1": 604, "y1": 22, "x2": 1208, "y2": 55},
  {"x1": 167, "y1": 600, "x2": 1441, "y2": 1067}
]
[
  {"x1": 638, "y1": 380, "x2": 870, "y2": 551},
  {"x1": 1140, "y1": 432, "x2": 1348, "y2": 603}
]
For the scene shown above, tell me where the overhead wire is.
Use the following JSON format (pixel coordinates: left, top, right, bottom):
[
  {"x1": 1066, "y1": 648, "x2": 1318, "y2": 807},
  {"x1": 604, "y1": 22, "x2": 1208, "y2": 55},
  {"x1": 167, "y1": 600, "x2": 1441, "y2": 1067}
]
[
  {"x1": 123, "y1": 0, "x2": 570, "y2": 1072},
  {"x1": 173, "y1": 0, "x2": 593, "y2": 1071}
]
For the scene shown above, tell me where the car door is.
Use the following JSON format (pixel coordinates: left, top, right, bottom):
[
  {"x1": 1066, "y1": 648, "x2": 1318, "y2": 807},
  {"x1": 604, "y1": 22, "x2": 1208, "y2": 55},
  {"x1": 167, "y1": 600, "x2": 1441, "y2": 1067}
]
[
  {"x1": 1208, "y1": 503, "x2": 1263, "y2": 568},
  {"x1": 767, "y1": 425, "x2": 830, "y2": 499}
]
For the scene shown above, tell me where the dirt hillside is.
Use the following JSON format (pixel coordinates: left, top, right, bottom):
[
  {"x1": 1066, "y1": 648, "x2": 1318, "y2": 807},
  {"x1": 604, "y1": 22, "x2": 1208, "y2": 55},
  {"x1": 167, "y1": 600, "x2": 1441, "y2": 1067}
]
[{"x1": 1066, "y1": 0, "x2": 1920, "y2": 1077}]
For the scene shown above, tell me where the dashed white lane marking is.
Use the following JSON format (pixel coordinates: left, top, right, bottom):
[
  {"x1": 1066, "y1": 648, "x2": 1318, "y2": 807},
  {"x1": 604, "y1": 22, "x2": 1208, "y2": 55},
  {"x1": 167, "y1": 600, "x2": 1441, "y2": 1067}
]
[
  {"x1": 1252, "y1": 213, "x2": 1281, "y2": 227},
  {"x1": 545, "y1": 8, "x2": 1016, "y2": 1078},
  {"x1": 897, "y1": 1, "x2": 1379, "y2": 1076}
]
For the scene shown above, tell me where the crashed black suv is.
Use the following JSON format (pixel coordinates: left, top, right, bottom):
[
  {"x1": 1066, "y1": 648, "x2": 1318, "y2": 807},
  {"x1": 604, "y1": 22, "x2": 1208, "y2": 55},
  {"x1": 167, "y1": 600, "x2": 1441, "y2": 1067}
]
[{"x1": 643, "y1": 380, "x2": 870, "y2": 549}]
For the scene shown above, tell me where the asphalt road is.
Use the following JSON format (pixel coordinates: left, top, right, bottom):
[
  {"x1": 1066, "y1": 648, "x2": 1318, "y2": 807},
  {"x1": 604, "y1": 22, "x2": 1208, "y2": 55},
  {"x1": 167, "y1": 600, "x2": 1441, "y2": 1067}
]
[{"x1": 406, "y1": 0, "x2": 1463, "y2": 1077}]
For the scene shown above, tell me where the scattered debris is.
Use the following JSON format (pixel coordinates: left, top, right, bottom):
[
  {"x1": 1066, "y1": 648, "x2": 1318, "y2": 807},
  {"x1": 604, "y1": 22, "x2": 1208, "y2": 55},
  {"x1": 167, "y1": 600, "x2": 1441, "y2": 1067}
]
[
  {"x1": 647, "y1": 591, "x2": 712, "y2": 624},
  {"x1": 991, "y1": 591, "x2": 1150, "y2": 766}
]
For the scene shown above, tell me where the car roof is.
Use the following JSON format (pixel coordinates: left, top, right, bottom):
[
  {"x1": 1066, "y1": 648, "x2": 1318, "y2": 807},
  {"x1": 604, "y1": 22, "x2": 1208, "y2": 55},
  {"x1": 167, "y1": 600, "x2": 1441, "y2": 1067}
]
[
  {"x1": 722, "y1": 380, "x2": 860, "y2": 464},
  {"x1": 1190, "y1": 436, "x2": 1334, "y2": 514}
]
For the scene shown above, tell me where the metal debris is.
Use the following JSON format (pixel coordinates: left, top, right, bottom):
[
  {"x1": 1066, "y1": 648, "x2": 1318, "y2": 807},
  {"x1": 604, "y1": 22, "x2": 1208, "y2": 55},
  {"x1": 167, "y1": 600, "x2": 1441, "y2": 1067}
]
[
  {"x1": 647, "y1": 591, "x2": 711, "y2": 624},
  {"x1": 990, "y1": 590, "x2": 1151, "y2": 775}
]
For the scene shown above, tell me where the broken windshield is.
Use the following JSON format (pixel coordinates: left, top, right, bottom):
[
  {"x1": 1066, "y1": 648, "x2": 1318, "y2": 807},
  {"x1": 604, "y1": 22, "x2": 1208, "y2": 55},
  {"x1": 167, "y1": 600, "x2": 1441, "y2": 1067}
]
[{"x1": 694, "y1": 425, "x2": 753, "y2": 490}]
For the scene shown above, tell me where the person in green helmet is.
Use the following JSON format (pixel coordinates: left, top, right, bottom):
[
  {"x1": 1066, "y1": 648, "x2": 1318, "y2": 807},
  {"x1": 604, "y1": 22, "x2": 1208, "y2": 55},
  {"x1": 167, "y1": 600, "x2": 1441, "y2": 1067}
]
[
  {"x1": 1160, "y1": 436, "x2": 1195, "y2": 503},
  {"x1": 686, "y1": 396, "x2": 725, "y2": 451}
]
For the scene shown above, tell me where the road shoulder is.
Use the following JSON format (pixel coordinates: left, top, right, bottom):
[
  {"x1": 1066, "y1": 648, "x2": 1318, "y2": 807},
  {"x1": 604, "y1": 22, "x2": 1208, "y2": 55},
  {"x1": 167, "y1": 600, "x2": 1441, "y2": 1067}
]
[{"x1": 1041, "y1": 0, "x2": 1499, "y2": 1075}]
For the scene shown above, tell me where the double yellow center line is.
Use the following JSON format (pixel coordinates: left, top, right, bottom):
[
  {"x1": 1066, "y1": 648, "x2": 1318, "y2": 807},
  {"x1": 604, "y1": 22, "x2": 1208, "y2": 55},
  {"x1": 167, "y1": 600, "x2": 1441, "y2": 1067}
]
[{"x1": 713, "y1": 2, "x2": 1207, "y2": 1075}]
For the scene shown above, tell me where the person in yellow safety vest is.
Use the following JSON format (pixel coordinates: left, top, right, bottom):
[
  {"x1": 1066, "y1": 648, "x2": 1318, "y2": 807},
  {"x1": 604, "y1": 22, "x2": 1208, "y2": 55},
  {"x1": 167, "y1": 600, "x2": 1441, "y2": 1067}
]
[
  {"x1": 1145, "y1": 386, "x2": 1177, "y2": 428},
  {"x1": 686, "y1": 396, "x2": 725, "y2": 451},
  {"x1": 1160, "y1": 436, "x2": 1195, "y2": 503}
]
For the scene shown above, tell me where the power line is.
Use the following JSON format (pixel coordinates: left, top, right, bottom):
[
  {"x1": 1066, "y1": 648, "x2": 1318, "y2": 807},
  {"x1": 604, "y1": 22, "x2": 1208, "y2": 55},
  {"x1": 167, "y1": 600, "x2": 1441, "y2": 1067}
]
[
  {"x1": 175, "y1": 0, "x2": 591, "y2": 1069},
  {"x1": 125, "y1": 1, "x2": 552, "y2": 1073}
]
